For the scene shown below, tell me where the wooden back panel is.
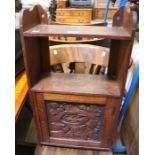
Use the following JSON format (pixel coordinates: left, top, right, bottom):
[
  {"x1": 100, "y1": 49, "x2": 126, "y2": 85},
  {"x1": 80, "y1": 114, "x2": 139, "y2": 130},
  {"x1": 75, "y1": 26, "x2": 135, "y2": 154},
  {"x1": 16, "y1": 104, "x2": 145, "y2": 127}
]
[
  {"x1": 19, "y1": 5, "x2": 48, "y2": 31},
  {"x1": 19, "y1": 5, "x2": 50, "y2": 87}
]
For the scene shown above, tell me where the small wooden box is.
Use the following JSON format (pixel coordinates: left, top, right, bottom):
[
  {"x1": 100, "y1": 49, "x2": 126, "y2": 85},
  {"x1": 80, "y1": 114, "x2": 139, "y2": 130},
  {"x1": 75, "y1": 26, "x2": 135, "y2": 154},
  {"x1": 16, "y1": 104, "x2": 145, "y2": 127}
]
[{"x1": 56, "y1": 8, "x2": 92, "y2": 24}]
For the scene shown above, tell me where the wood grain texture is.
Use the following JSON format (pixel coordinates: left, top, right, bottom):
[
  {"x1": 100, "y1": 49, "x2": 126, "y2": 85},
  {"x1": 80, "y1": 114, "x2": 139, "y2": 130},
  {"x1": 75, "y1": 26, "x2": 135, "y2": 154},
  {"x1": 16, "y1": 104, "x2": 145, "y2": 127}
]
[
  {"x1": 49, "y1": 36, "x2": 92, "y2": 42},
  {"x1": 46, "y1": 101, "x2": 104, "y2": 141},
  {"x1": 29, "y1": 91, "x2": 43, "y2": 142},
  {"x1": 35, "y1": 93, "x2": 50, "y2": 142},
  {"x1": 19, "y1": 5, "x2": 48, "y2": 31},
  {"x1": 49, "y1": 44, "x2": 109, "y2": 74},
  {"x1": 56, "y1": 17, "x2": 91, "y2": 25},
  {"x1": 49, "y1": 18, "x2": 106, "y2": 26},
  {"x1": 32, "y1": 93, "x2": 121, "y2": 148},
  {"x1": 94, "y1": 8, "x2": 117, "y2": 20},
  {"x1": 49, "y1": 44, "x2": 109, "y2": 66},
  {"x1": 108, "y1": 7, "x2": 137, "y2": 94},
  {"x1": 15, "y1": 71, "x2": 28, "y2": 121},
  {"x1": 56, "y1": 8, "x2": 92, "y2": 16},
  {"x1": 49, "y1": 37, "x2": 106, "y2": 48},
  {"x1": 19, "y1": 5, "x2": 136, "y2": 150},
  {"x1": 57, "y1": 1, "x2": 68, "y2": 8},
  {"x1": 43, "y1": 93, "x2": 113, "y2": 105},
  {"x1": 31, "y1": 73, "x2": 121, "y2": 98},
  {"x1": 23, "y1": 24, "x2": 131, "y2": 40},
  {"x1": 19, "y1": 5, "x2": 50, "y2": 87},
  {"x1": 35, "y1": 145, "x2": 113, "y2": 155},
  {"x1": 56, "y1": 8, "x2": 92, "y2": 24}
]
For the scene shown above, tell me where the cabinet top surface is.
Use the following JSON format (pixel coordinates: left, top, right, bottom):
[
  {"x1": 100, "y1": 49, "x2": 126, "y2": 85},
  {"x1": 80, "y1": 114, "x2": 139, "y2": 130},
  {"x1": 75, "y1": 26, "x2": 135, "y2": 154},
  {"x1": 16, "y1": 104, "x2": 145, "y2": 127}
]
[
  {"x1": 23, "y1": 24, "x2": 131, "y2": 40},
  {"x1": 32, "y1": 73, "x2": 121, "y2": 98}
]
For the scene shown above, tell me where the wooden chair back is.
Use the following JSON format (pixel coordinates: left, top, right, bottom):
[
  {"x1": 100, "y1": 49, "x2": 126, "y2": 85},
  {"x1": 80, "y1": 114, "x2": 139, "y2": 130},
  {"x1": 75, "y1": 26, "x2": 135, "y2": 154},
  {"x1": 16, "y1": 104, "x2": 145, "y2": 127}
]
[{"x1": 49, "y1": 44, "x2": 109, "y2": 74}]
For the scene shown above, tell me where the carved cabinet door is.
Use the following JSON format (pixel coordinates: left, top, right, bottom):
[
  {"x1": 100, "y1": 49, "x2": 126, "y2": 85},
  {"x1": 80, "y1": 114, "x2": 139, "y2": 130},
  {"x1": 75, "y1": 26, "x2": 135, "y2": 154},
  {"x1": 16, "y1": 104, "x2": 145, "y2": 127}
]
[{"x1": 32, "y1": 92, "x2": 121, "y2": 149}]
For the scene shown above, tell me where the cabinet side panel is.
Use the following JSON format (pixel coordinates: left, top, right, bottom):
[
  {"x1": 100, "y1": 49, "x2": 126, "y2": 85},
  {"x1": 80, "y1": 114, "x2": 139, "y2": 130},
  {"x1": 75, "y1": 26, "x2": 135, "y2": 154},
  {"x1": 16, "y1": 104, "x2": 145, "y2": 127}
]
[
  {"x1": 35, "y1": 93, "x2": 50, "y2": 142},
  {"x1": 108, "y1": 37, "x2": 134, "y2": 94},
  {"x1": 19, "y1": 5, "x2": 49, "y2": 87},
  {"x1": 23, "y1": 37, "x2": 42, "y2": 87},
  {"x1": 101, "y1": 98, "x2": 122, "y2": 147},
  {"x1": 29, "y1": 91, "x2": 43, "y2": 142}
]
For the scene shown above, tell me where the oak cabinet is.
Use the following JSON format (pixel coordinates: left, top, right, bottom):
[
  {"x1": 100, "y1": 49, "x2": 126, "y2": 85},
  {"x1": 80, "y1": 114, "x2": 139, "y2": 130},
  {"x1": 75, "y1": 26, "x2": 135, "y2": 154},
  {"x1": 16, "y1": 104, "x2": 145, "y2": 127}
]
[{"x1": 19, "y1": 5, "x2": 136, "y2": 150}]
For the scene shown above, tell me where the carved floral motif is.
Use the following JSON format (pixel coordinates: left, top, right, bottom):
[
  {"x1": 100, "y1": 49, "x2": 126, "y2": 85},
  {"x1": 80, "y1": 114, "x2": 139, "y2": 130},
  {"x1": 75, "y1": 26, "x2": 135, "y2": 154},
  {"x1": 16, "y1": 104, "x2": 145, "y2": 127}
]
[{"x1": 46, "y1": 102, "x2": 104, "y2": 141}]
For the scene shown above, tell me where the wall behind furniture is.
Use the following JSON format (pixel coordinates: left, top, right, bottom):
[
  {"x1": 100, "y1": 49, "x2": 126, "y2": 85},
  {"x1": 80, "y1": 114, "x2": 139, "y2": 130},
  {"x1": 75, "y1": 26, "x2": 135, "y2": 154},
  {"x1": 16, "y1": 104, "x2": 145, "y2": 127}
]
[
  {"x1": 21, "y1": 0, "x2": 94, "y2": 9},
  {"x1": 21, "y1": 0, "x2": 51, "y2": 9}
]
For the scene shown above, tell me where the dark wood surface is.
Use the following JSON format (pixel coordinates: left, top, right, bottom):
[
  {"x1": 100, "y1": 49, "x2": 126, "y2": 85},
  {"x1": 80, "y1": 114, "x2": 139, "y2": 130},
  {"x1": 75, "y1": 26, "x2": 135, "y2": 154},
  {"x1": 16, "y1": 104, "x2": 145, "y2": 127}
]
[
  {"x1": 35, "y1": 145, "x2": 113, "y2": 155},
  {"x1": 108, "y1": 8, "x2": 137, "y2": 94},
  {"x1": 32, "y1": 73, "x2": 121, "y2": 98},
  {"x1": 19, "y1": 5, "x2": 137, "y2": 150},
  {"x1": 30, "y1": 92, "x2": 121, "y2": 149},
  {"x1": 19, "y1": 5, "x2": 50, "y2": 87},
  {"x1": 23, "y1": 24, "x2": 131, "y2": 40}
]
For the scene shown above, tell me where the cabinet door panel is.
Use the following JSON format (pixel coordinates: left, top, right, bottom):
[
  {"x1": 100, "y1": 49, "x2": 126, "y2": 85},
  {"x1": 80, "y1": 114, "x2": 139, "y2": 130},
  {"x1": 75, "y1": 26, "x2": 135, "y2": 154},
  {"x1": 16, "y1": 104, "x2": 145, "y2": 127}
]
[{"x1": 33, "y1": 93, "x2": 121, "y2": 149}]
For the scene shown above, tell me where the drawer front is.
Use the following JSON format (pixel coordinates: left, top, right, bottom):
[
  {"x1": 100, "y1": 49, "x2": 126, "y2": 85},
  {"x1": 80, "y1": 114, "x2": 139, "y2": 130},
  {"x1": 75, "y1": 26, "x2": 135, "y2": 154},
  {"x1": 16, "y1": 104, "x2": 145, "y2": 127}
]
[
  {"x1": 56, "y1": 10, "x2": 92, "y2": 18},
  {"x1": 95, "y1": 9, "x2": 117, "y2": 19},
  {"x1": 56, "y1": 17, "x2": 91, "y2": 24},
  {"x1": 32, "y1": 92, "x2": 121, "y2": 149},
  {"x1": 96, "y1": 9, "x2": 105, "y2": 19}
]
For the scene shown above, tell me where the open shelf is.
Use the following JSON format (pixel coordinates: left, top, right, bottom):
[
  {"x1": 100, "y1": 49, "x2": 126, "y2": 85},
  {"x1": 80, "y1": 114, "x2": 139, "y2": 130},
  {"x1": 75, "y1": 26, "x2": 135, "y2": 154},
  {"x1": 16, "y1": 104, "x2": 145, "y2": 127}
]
[
  {"x1": 24, "y1": 24, "x2": 131, "y2": 40},
  {"x1": 32, "y1": 73, "x2": 121, "y2": 98}
]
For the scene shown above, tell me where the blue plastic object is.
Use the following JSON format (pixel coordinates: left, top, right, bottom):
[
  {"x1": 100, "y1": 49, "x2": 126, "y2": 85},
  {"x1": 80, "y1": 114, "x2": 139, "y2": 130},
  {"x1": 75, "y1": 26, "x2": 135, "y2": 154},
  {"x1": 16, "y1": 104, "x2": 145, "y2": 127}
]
[
  {"x1": 110, "y1": 1, "x2": 138, "y2": 154},
  {"x1": 119, "y1": 0, "x2": 129, "y2": 8},
  {"x1": 104, "y1": 0, "x2": 129, "y2": 23},
  {"x1": 112, "y1": 146, "x2": 127, "y2": 153},
  {"x1": 104, "y1": 0, "x2": 111, "y2": 23},
  {"x1": 111, "y1": 66, "x2": 139, "y2": 154},
  {"x1": 118, "y1": 65, "x2": 139, "y2": 126}
]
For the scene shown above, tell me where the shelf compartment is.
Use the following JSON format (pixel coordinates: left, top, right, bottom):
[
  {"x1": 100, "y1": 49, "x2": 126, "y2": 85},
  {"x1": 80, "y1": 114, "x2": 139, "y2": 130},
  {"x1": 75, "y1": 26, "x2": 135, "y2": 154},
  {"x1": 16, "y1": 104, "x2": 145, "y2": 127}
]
[
  {"x1": 32, "y1": 73, "x2": 121, "y2": 98},
  {"x1": 24, "y1": 24, "x2": 131, "y2": 40}
]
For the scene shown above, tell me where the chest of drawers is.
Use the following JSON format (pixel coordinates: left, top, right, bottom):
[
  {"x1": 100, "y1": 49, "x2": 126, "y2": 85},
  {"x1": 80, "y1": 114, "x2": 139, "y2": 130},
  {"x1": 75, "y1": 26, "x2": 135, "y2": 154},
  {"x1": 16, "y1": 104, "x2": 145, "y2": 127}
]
[{"x1": 56, "y1": 8, "x2": 92, "y2": 24}]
